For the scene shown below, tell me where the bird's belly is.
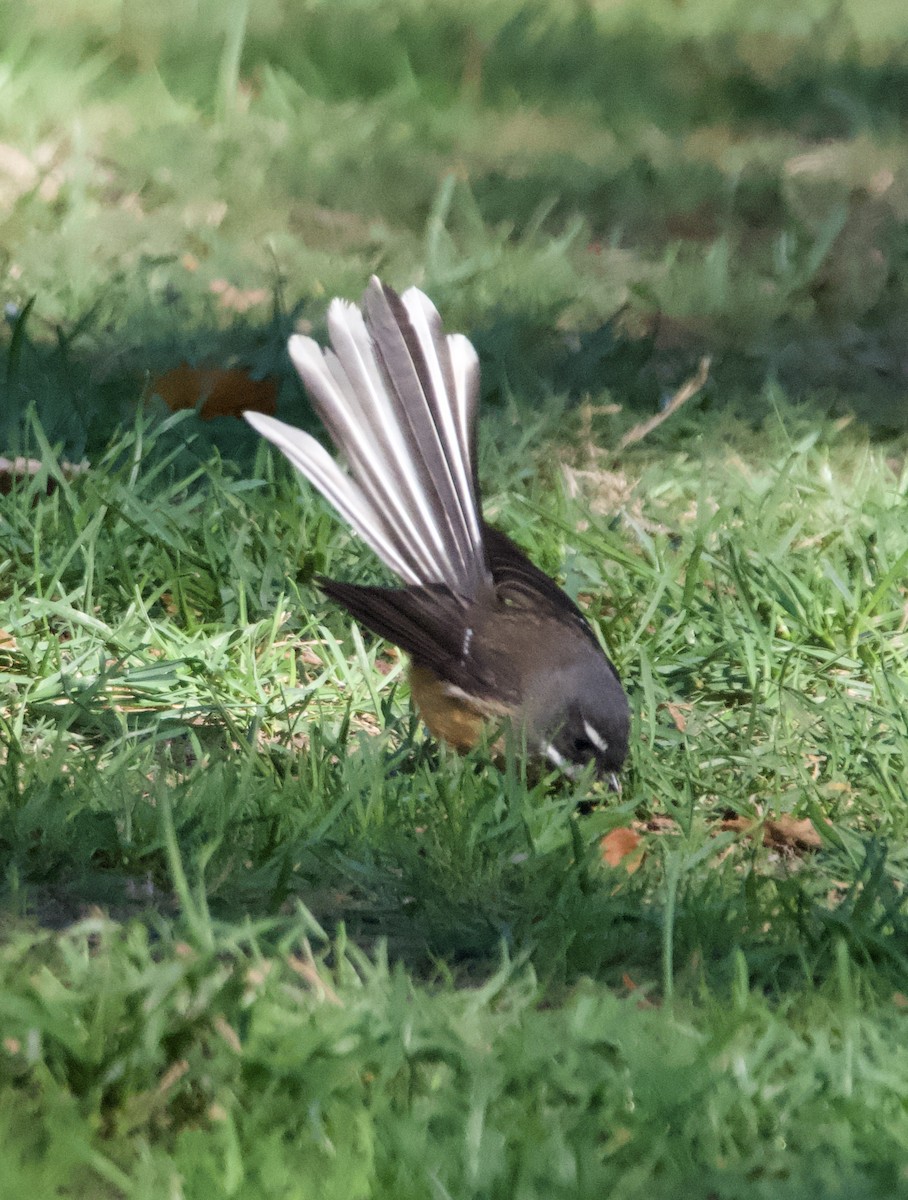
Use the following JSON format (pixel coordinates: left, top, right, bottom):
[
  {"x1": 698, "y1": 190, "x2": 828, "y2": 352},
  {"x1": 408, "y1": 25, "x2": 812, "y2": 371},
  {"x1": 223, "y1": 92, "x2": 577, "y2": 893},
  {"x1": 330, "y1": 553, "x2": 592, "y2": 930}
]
[{"x1": 408, "y1": 664, "x2": 511, "y2": 753}]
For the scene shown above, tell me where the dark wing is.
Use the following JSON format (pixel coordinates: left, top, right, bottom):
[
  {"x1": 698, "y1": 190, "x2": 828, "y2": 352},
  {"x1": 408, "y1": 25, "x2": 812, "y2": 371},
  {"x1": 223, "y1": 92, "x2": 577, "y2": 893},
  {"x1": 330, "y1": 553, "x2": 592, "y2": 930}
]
[
  {"x1": 318, "y1": 575, "x2": 519, "y2": 703},
  {"x1": 482, "y1": 524, "x2": 601, "y2": 647},
  {"x1": 319, "y1": 578, "x2": 465, "y2": 664}
]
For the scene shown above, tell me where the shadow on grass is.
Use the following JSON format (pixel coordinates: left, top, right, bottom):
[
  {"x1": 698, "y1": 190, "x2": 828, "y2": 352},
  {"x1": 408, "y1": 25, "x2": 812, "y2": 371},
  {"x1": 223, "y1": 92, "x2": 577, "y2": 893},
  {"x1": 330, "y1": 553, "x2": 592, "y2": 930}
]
[
  {"x1": 4, "y1": 729, "x2": 907, "y2": 1000},
  {"x1": 4, "y1": 264, "x2": 908, "y2": 479},
  {"x1": 5, "y1": 0, "x2": 908, "y2": 460}
]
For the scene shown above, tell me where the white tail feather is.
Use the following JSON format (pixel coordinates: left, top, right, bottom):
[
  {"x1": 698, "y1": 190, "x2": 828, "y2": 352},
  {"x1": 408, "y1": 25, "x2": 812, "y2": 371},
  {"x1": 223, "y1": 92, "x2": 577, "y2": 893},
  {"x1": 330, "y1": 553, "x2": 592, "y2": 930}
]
[
  {"x1": 243, "y1": 410, "x2": 419, "y2": 583},
  {"x1": 400, "y1": 288, "x2": 483, "y2": 555},
  {"x1": 287, "y1": 332, "x2": 442, "y2": 582},
  {"x1": 322, "y1": 303, "x2": 455, "y2": 576},
  {"x1": 247, "y1": 278, "x2": 488, "y2": 597}
]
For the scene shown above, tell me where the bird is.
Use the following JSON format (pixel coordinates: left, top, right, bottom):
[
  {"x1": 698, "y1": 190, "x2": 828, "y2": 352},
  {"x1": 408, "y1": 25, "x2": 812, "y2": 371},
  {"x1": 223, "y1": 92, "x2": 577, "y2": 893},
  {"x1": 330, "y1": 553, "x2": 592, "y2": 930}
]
[{"x1": 245, "y1": 277, "x2": 630, "y2": 784}]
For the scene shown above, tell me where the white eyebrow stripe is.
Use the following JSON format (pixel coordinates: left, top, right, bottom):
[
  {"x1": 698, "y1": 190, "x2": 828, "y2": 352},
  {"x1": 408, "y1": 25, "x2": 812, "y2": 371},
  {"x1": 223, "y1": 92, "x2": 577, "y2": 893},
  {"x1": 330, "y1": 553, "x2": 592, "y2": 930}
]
[{"x1": 582, "y1": 721, "x2": 609, "y2": 755}]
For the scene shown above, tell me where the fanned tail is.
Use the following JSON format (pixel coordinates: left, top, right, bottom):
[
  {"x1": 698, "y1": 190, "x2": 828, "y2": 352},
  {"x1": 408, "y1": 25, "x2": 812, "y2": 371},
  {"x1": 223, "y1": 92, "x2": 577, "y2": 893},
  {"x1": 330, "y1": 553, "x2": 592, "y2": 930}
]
[{"x1": 245, "y1": 277, "x2": 487, "y2": 599}]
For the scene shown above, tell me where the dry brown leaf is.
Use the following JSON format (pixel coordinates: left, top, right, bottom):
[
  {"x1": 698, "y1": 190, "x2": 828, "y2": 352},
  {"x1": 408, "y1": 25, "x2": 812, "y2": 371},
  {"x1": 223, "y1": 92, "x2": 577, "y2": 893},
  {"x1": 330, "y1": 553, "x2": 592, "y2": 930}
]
[
  {"x1": 153, "y1": 363, "x2": 277, "y2": 420},
  {"x1": 721, "y1": 816, "x2": 754, "y2": 836},
  {"x1": 601, "y1": 826, "x2": 645, "y2": 872},
  {"x1": 298, "y1": 643, "x2": 326, "y2": 667},
  {"x1": 764, "y1": 816, "x2": 823, "y2": 852},
  {"x1": 664, "y1": 701, "x2": 691, "y2": 732},
  {"x1": 0, "y1": 629, "x2": 16, "y2": 651},
  {"x1": 637, "y1": 815, "x2": 679, "y2": 835},
  {"x1": 721, "y1": 814, "x2": 823, "y2": 853}
]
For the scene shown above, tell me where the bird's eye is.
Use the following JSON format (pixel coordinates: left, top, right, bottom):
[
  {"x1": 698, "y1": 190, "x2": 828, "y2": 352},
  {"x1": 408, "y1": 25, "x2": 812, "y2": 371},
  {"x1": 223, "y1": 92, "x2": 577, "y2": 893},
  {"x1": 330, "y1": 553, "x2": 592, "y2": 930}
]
[{"x1": 570, "y1": 736, "x2": 595, "y2": 760}]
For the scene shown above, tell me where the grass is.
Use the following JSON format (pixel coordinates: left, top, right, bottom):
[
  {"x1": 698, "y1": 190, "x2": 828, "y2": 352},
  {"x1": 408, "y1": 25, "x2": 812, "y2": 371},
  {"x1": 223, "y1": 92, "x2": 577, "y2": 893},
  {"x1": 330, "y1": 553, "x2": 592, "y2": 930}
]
[
  {"x1": 2, "y1": 0, "x2": 908, "y2": 1196},
  {"x1": 3, "y1": 403, "x2": 908, "y2": 1196}
]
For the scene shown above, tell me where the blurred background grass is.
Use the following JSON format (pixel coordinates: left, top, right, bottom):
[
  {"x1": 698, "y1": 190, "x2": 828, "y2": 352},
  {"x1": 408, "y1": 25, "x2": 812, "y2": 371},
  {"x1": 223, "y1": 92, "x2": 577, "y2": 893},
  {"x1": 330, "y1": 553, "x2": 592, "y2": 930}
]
[{"x1": 2, "y1": 0, "x2": 908, "y2": 462}]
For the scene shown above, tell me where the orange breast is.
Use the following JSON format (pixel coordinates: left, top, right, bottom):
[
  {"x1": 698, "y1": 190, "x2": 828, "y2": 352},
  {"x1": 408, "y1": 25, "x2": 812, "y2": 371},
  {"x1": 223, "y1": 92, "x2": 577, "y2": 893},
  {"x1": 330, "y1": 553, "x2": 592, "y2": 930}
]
[{"x1": 408, "y1": 665, "x2": 510, "y2": 753}]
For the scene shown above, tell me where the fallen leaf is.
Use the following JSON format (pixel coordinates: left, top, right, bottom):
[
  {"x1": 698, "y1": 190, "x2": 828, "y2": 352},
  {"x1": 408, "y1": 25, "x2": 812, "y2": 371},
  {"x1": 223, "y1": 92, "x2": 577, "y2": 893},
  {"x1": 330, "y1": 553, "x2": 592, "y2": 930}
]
[
  {"x1": 721, "y1": 814, "x2": 823, "y2": 853},
  {"x1": 601, "y1": 826, "x2": 645, "y2": 872},
  {"x1": 152, "y1": 363, "x2": 277, "y2": 420},
  {"x1": 298, "y1": 643, "x2": 325, "y2": 667},
  {"x1": 722, "y1": 816, "x2": 754, "y2": 836},
  {"x1": 764, "y1": 816, "x2": 823, "y2": 852},
  {"x1": 664, "y1": 701, "x2": 691, "y2": 732},
  {"x1": 637, "y1": 815, "x2": 679, "y2": 835}
]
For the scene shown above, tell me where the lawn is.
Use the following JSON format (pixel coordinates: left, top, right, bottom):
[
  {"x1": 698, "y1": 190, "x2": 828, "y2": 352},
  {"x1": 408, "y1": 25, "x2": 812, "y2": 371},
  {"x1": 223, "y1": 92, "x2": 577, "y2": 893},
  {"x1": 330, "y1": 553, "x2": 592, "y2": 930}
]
[{"x1": 1, "y1": 1, "x2": 908, "y2": 1196}]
